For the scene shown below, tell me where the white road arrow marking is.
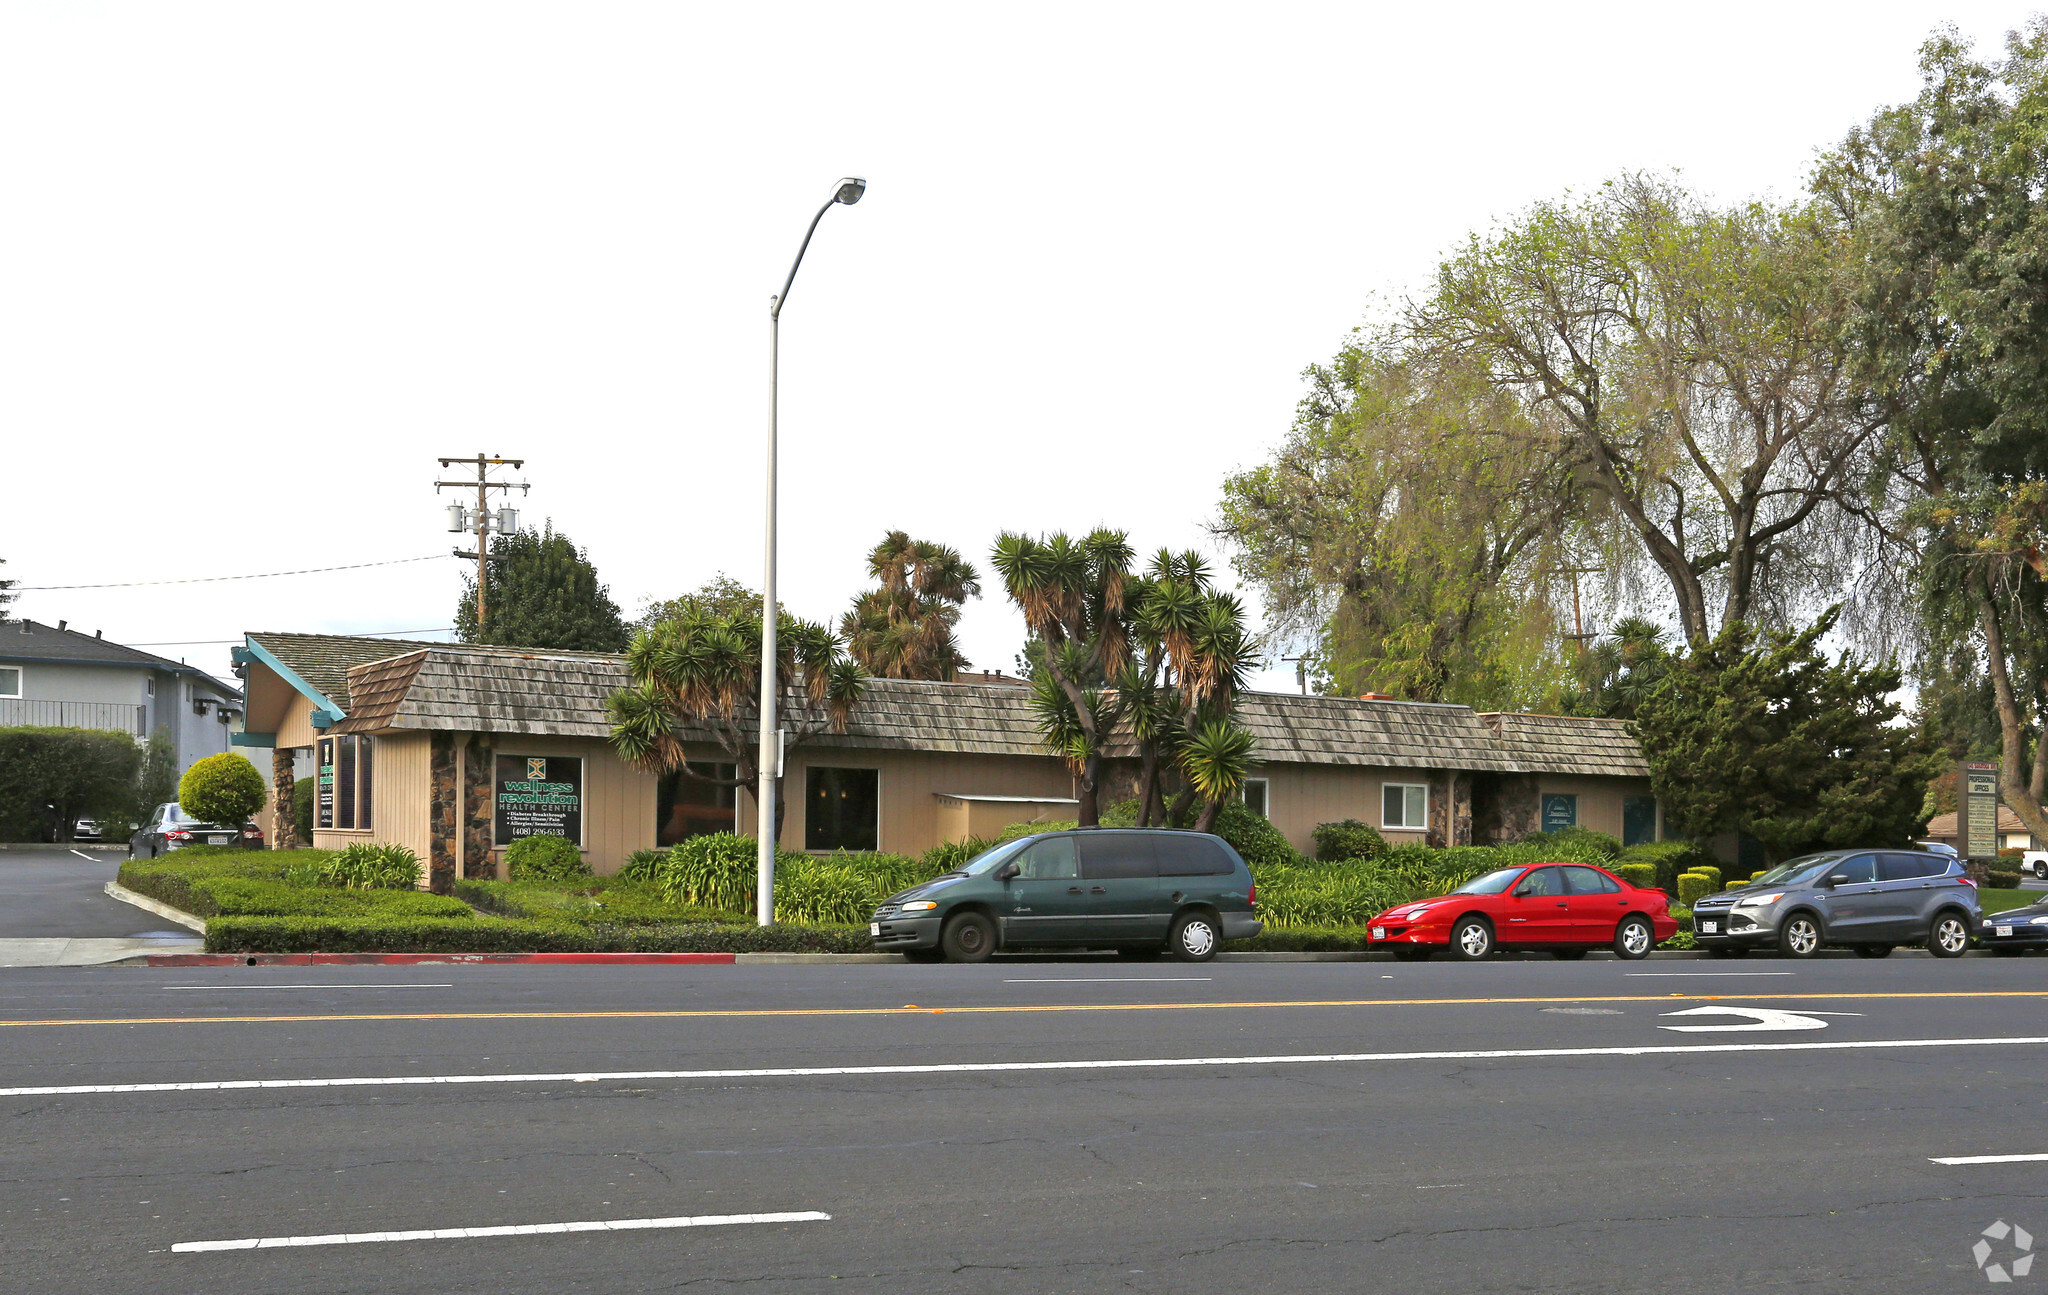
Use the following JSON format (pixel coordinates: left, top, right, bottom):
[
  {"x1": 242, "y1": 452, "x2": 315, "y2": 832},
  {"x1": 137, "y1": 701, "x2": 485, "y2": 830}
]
[{"x1": 1658, "y1": 1006, "x2": 1862, "y2": 1032}]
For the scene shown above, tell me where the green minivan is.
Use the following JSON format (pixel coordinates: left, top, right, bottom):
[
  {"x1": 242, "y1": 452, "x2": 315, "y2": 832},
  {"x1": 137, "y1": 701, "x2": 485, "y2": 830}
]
[{"x1": 868, "y1": 828, "x2": 1262, "y2": 963}]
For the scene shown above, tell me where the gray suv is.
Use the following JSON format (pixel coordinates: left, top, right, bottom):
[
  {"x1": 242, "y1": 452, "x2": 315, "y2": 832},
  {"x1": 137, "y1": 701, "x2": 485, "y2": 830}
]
[{"x1": 1690, "y1": 849, "x2": 1981, "y2": 959}]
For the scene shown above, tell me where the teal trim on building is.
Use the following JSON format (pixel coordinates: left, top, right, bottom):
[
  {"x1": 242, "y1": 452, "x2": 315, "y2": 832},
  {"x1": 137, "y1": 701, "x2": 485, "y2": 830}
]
[
  {"x1": 230, "y1": 731, "x2": 278, "y2": 747},
  {"x1": 234, "y1": 640, "x2": 346, "y2": 726}
]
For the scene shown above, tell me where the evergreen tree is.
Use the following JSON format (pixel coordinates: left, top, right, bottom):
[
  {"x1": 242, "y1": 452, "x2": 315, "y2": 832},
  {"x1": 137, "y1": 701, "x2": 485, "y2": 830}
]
[
  {"x1": 1632, "y1": 608, "x2": 1939, "y2": 863},
  {"x1": 635, "y1": 574, "x2": 762, "y2": 632},
  {"x1": 456, "y1": 522, "x2": 629, "y2": 652},
  {"x1": 0, "y1": 555, "x2": 13, "y2": 620}
]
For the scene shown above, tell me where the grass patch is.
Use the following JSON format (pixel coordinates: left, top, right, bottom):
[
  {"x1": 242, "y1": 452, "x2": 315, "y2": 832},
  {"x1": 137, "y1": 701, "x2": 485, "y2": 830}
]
[
  {"x1": 1979, "y1": 888, "x2": 2037, "y2": 916},
  {"x1": 454, "y1": 877, "x2": 744, "y2": 925}
]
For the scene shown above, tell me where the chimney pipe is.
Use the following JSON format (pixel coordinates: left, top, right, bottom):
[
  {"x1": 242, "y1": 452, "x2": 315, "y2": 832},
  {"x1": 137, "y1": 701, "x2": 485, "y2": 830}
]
[{"x1": 57, "y1": 620, "x2": 66, "y2": 632}]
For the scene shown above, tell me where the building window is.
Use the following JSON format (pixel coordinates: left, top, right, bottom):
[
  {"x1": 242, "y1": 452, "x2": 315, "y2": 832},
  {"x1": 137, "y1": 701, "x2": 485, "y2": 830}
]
[
  {"x1": 806, "y1": 766, "x2": 878, "y2": 851},
  {"x1": 1622, "y1": 796, "x2": 1657, "y2": 847},
  {"x1": 144, "y1": 676, "x2": 153, "y2": 697},
  {"x1": 326, "y1": 735, "x2": 375, "y2": 832},
  {"x1": 1241, "y1": 778, "x2": 1269, "y2": 819},
  {"x1": 658, "y1": 762, "x2": 739, "y2": 846},
  {"x1": 0, "y1": 667, "x2": 19, "y2": 699},
  {"x1": 1541, "y1": 793, "x2": 1579, "y2": 832},
  {"x1": 1383, "y1": 782, "x2": 1428, "y2": 830}
]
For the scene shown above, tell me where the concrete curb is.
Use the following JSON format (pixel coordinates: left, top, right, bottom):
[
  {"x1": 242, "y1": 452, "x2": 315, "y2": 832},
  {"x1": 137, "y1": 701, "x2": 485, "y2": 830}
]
[
  {"x1": 148, "y1": 951, "x2": 741, "y2": 967},
  {"x1": 103, "y1": 881, "x2": 207, "y2": 934}
]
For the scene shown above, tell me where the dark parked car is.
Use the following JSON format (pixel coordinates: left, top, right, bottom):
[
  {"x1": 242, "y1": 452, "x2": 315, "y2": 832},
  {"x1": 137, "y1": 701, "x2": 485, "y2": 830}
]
[
  {"x1": 1689, "y1": 849, "x2": 1980, "y2": 958},
  {"x1": 869, "y1": 828, "x2": 1262, "y2": 963},
  {"x1": 1981, "y1": 893, "x2": 2048, "y2": 955},
  {"x1": 129, "y1": 802, "x2": 264, "y2": 858}
]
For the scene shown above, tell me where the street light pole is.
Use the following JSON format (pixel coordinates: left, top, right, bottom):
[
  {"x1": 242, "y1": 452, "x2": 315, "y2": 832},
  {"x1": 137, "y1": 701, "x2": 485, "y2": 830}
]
[{"x1": 757, "y1": 177, "x2": 866, "y2": 927}]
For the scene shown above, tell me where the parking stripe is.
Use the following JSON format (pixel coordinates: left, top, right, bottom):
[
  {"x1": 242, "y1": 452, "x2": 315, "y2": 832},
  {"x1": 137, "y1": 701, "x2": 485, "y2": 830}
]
[
  {"x1": 171, "y1": 1211, "x2": 831, "y2": 1252},
  {"x1": 11, "y1": 1035, "x2": 2048, "y2": 1099}
]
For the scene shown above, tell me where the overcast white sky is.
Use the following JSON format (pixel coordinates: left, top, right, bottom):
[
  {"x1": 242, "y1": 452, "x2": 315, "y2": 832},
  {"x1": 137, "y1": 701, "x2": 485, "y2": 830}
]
[{"x1": 0, "y1": 2, "x2": 2035, "y2": 691}]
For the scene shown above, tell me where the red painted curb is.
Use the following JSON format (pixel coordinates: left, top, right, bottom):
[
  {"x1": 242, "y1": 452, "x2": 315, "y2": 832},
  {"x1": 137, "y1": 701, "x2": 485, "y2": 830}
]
[{"x1": 145, "y1": 952, "x2": 739, "y2": 967}]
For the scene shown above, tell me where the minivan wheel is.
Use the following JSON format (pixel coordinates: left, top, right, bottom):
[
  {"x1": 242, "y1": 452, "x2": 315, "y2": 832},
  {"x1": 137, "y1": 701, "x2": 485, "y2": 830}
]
[
  {"x1": 1450, "y1": 917, "x2": 1493, "y2": 960},
  {"x1": 939, "y1": 912, "x2": 997, "y2": 963},
  {"x1": 1169, "y1": 912, "x2": 1220, "y2": 962},
  {"x1": 1778, "y1": 914, "x2": 1824, "y2": 959},
  {"x1": 1853, "y1": 945, "x2": 1894, "y2": 959},
  {"x1": 1928, "y1": 912, "x2": 1971, "y2": 959},
  {"x1": 1614, "y1": 915, "x2": 1654, "y2": 961}
]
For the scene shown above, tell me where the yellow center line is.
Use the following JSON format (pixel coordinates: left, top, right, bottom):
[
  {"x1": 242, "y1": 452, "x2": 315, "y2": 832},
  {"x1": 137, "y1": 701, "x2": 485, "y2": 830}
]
[{"x1": 1, "y1": 989, "x2": 2046, "y2": 1029}]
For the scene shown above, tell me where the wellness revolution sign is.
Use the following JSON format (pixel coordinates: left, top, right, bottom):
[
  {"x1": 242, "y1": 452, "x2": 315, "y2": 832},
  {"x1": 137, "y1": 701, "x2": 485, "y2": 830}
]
[{"x1": 494, "y1": 754, "x2": 583, "y2": 846}]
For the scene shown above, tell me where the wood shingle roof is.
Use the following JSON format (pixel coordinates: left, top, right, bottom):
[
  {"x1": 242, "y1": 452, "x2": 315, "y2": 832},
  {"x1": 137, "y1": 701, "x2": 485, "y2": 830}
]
[{"x1": 291, "y1": 638, "x2": 1648, "y2": 776}]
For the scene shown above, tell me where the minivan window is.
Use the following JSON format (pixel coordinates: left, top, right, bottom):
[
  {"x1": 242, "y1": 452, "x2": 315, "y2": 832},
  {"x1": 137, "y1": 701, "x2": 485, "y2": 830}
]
[
  {"x1": 955, "y1": 837, "x2": 1034, "y2": 876},
  {"x1": 1079, "y1": 833, "x2": 1158, "y2": 880},
  {"x1": 1879, "y1": 853, "x2": 1937, "y2": 882},
  {"x1": 1157, "y1": 835, "x2": 1234, "y2": 877},
  {"x1": 1014, "y1": 837, "x2": 1079, "y2": 880}
]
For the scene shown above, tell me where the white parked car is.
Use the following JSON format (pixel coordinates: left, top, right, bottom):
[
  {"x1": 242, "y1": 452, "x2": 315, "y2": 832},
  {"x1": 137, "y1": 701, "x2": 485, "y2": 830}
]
[{"x1": 2023, "y1": 850, "x2": 2047, "y2": 881}]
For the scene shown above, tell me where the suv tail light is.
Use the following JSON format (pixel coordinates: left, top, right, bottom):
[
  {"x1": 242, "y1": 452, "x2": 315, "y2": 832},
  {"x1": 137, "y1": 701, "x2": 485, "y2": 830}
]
[{"x1": 1960, "y1": 875, "x2": 1977, "y2": 887}]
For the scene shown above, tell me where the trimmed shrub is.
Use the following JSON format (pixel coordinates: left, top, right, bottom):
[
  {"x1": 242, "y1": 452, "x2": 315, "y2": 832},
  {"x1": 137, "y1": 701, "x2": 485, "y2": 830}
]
[
  {"x1": 454, "y1": 877, "x2": 739, "y2": 925},
  {"x1": 178, "y1": 752, "x2": 267, "y2": 827},
  {"x1": 1617, "y1": 839, "x2": 1718, "y2": 895},
  {"x1": 1989, "y1": 870, "x2": 2021, "y2": 890},
  {"x1": 1229, "y1": 925, "x2": 1374, "y2": 952},
  {"x1": 505, "y1": 834, "x2": 590, "y2": 881},
  {"x1": 1613, "y1": 862, "x2": 1658, "y2": 889},
  {"x1": 318, "y1": 842, "x2": 422, "y2": 890},
  {"x1": 0, "y1": 725, "x2": 145, "y2": 842},
  {"x1": 1519, "y1": 826, "x2": 1623, "y2": 859},
  {"x1": 1676, "y1": 872, "x2": 1716, "y2": 906},
  {"x1": 1313, "y1": 819, "x2": 1389, "y2": 863},
  {"x1": 1689, "y1": 865, "x2": 1724, "y2": 891}
]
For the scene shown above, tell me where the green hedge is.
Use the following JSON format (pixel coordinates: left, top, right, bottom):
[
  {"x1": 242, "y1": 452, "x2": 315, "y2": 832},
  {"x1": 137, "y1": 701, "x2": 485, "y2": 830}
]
[
  {"x1": 1313, "y1": 819, "x2": 1389, "y2": 863},
  {"x1": 205, "y1": 916, "x2": 872, "y2": 954},
  {"x1": 454, "y1": 877, "x2": 739, "y2": 925},
  {"x1": 1613, "y1": 862, "x2": 1658, "y2": 889},
  {"x1": 1616, "y1": 840, "x2": 1719, "y2": 894},
  {"x1": 506, "y1": 834, "x2": 591, "y2": 882},
  {"x1": 1518, "y1": 827, "x2": 1623, "y2": 859},
  {"x1": 1676, "y1": 873, "x2": 1716, "y2": 906}
]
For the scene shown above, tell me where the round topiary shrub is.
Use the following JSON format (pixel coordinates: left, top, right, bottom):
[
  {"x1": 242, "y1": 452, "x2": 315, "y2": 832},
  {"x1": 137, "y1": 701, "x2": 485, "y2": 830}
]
[
  {"x1": 1676, "y1": 871, "x2": 1716, "y2": 907},
  {"x1": 178, "y1": 752, "x2": 268, "y2": 828},
  {"x1": 1988, "y1": 869, "x2": 2021, "y2": 889},
  {"x1": 1313, "y1": 819, "x2": 1388, "y2": 863},
  {"x1": 505, "y1": 833, "x2": 591, "y2": 882},
  {"x1": 1613, "y1": 862, "x2": 1658, "y2": 889}
]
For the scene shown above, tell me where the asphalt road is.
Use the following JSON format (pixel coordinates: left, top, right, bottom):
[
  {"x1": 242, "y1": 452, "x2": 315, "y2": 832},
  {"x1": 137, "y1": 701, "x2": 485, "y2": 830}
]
[
  {"x1": 4, "y1": 955, "x2": 2047, "y2": 1294},
  {"x1": 0, "y1": 847, "x2": 191, "y2": 940}
]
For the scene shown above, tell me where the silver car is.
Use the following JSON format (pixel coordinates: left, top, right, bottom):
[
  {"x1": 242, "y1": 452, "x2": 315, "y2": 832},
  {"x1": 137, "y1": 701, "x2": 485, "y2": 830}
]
[
  {"x1": 129, "y1": 802, "x2": 263, "y2": 857},
  {"x1": 1689, "y1": 849, "x2": 1981, "y2": 959}
]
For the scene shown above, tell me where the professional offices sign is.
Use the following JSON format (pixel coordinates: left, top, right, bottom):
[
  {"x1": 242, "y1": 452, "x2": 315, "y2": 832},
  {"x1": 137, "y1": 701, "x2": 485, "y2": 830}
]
[
  {"x1": 494, "y1": 754, "x2": 583, "y2": 846},
  {"x1": 1957, "y1": 761, "x2": 1999, "y2": 860}
]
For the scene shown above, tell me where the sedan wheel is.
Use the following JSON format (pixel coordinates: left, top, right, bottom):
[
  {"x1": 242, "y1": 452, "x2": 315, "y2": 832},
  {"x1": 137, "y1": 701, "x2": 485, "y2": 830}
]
[
  {"x1": 1613, "y1": 915, "x2": 1654, "y2": 961},
  {"x1": 1778, "y1": 914, "x2": 1824, "y2": 959},
  {"x1": 1853, "y1": 945, "x2": 1894, "y2": 959},
  {"x1": 1169, "y1": 912, "x2": 1220, "y2": 963},
  {"x1": 1450, "y1": 917, "x2": 1493, "y2": 960},
  {"x1": 1928, "y1": 912, "x2": 1971, "y2": 959},
  {"x1": 939, "y1": 912, "x2": 996, "y2": 963}
]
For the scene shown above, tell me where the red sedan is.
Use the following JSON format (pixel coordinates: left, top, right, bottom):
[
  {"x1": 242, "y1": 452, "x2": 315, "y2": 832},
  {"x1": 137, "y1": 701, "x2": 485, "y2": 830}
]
[{"x1": 1366, "y1": 862, "x2": 1677, "y2": 961}]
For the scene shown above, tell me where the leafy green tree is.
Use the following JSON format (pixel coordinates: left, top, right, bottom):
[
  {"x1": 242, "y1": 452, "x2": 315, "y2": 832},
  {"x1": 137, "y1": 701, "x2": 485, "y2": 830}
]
[
  {"x1": 456, "y1": 522, "x2": 629, "y2": 652},
  {"x1": 133, "y1": 726, "x2": 178, "y2": 819},
  {"x1": 1814, "y1": 21, "x2": 2048, "y2": 841},
  {"x1": 178, "y1": 752, "x2": 268, "y2": 827},
  {"x1": 1632, "y1": 609, "x2": 1938, "y2": 863},
  {"x1": 635, "y1": 574, "x2": 763, "y2": 632},
  {"x1": 841, "y1": 531, "x2": 980, "y2": 680},
  {"x1": 0, "y1": 727, "x2": 142, "y2": 842},
  {"x1": 606, "y1": 607, "x2": 863, "y2": 842}
]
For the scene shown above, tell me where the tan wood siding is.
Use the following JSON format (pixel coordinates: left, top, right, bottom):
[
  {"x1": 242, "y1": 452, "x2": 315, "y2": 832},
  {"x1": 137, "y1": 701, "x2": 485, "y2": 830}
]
[
  {"x1": 482, "y1": 735, "x2": 659, "y2": 877},
  {"x1": 1533, "y1": 775, "x2": 1657, "y2": 840}
]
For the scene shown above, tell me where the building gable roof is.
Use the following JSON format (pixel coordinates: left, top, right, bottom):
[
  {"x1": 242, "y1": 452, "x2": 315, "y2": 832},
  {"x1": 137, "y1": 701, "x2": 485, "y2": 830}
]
[{"x1": 0, "y1": 619, "x2": 241, "y2": 697}]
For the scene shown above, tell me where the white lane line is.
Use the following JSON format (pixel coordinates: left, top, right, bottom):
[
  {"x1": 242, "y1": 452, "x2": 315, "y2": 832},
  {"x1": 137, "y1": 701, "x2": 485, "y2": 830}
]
[
  {"x1": 172, "y1": 1211, "x2": 830, "y2": 1252},
  {"x1": 1930, "y1": 1154, "x2": 2048, "y2": 1166},
  {"x1": 1002, "y1": 978, "x2": 1212, "y2": 983},
  {"x1": 12, "y1": 1036, "x2": 2048, "y2": 1098},
  {"x1": 1626, "y1": 972, "x2": 1793, "y2": 977},
  {"x1": 161, "y1": 985, "x2": 455, "y2": 992}
]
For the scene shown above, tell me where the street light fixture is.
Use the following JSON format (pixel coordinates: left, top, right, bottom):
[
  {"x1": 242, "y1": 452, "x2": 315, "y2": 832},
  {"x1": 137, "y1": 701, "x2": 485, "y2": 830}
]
[{"x1": 756, "y1": 176, "x2": 866, "y2": 926}]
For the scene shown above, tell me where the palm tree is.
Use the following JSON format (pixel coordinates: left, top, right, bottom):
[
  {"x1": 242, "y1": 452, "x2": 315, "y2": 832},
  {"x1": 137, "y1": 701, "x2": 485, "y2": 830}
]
[{"x1": 841, "y1": 531, "x2": 981, "y2": 680}]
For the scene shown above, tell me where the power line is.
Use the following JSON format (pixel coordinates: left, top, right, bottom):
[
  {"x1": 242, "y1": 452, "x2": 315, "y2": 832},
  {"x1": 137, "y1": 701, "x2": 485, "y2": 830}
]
[{"x1": 17, "y1": 555, "x2": 450, "y2": 591}]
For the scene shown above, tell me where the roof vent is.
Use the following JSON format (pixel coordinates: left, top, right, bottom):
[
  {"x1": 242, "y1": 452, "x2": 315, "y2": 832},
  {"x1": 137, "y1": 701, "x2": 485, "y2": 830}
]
[
  {"x1": 95, "y1": 629, "x2": 102, "y2": 638},
  {"x1": 57, "y1": 620, "x2": 67, "y2": 632}
]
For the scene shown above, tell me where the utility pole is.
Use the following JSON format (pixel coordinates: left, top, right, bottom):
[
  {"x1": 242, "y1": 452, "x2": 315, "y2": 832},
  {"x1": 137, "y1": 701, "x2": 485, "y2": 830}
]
[
  {"x1": 436, "y1": 454, "x2": 529, "y2": 635},
  {"x1": 1553, "y1": 566, "x2": 1603, "y2": 656},
  {"x1": 1280, "y1": 653, "x2": 1314, "y2": 695}
]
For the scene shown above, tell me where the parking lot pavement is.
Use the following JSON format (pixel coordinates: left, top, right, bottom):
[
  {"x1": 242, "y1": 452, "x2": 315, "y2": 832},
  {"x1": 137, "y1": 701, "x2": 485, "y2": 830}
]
[
  {"x1": 4, "y1": 956, "x2": 2047, "y2": 1293},
  {"x1": 0, "y1": 847, "x2": 194, "y2": 941}
]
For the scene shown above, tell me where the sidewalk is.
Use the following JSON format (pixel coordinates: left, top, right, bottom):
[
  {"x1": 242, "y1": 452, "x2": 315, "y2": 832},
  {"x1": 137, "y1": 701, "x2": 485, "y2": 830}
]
[{"x1": 0, "y1": 937, "x2": 205, "y2": 967}]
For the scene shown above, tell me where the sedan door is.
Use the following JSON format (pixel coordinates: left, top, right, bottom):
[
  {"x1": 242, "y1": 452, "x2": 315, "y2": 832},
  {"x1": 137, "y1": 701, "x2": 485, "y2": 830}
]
[
  {"x1": 1560, "y1": 865, "x2": 1632, "y2": 944},
  {"x1": 1500, "y1": 866, "x2": 1570, "y2": 944},
  {"x1": 1075, "y1": 832, "x2": 1165, "y2": 946}
]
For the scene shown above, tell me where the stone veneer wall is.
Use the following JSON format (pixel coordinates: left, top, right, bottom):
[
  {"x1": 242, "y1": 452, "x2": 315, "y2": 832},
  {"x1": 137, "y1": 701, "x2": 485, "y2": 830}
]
[
  {"x1": 462, "y1": 734, "x2": 494, "y2": 879},
  {"x1": 271, "y1": 746, "x2": 298, "y2": 851},
  {"x1": 428, "y1": 731, "x2": 457, "y2": 892}
]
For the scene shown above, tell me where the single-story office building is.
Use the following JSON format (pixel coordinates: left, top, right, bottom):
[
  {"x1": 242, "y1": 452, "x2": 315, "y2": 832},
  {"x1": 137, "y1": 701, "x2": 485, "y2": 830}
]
[{"x1": 232, "y1": 632, "x2": 1663, "y2": 885}]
